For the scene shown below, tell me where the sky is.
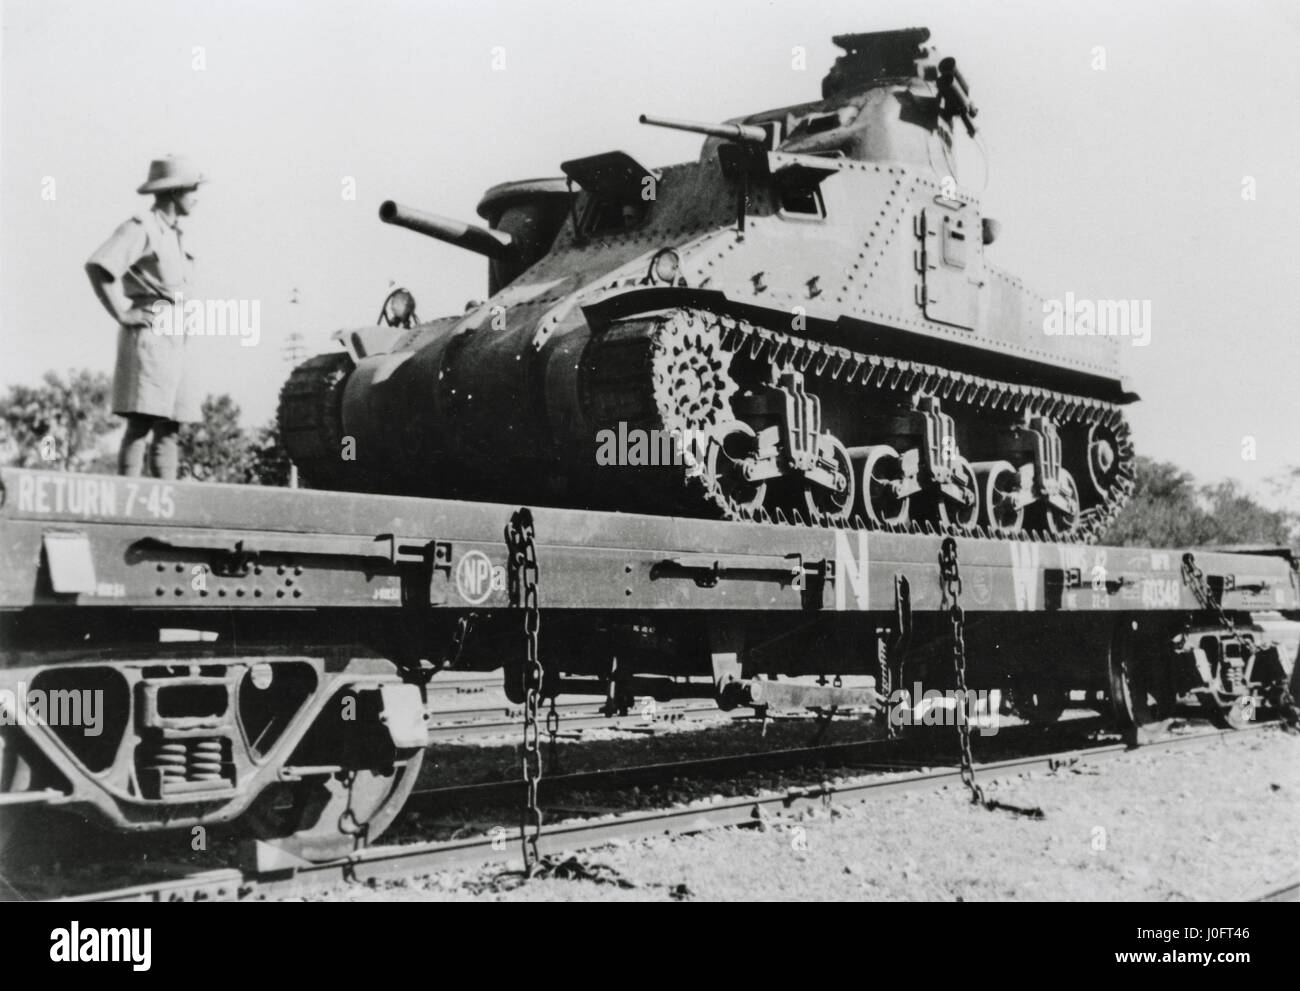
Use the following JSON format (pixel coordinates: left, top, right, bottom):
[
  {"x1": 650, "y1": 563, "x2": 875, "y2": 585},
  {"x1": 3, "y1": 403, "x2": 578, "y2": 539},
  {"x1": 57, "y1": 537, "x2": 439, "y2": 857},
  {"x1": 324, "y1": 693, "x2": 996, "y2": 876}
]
[{"x1": 2, "y1": 0, "x2": 1298, "y2": 505}]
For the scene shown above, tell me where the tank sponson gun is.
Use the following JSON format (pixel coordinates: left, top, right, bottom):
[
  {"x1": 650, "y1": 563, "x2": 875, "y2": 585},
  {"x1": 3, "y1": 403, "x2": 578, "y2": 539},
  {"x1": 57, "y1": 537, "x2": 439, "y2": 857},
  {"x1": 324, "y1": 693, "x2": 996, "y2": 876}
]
[{"x1": 378, "y1": 200, "x2": 514, "y2": 260}]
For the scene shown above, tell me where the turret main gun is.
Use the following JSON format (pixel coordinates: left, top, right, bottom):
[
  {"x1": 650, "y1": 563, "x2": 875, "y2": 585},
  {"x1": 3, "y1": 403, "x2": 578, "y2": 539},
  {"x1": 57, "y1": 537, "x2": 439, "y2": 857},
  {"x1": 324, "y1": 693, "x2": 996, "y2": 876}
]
[{"x1": 638, "y1": 114, "x2": 770, "y2": 147}]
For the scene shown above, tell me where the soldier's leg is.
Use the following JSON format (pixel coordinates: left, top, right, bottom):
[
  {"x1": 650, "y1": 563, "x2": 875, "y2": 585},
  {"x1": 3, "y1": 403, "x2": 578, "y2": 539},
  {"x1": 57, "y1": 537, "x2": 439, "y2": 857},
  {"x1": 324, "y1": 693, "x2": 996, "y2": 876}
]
[
  {"x1": 149, "y1": 419, "x2": 180, "y2": 480},
  {"x1": 117, "y1": 414, "x2": 153, "y2": 477}
]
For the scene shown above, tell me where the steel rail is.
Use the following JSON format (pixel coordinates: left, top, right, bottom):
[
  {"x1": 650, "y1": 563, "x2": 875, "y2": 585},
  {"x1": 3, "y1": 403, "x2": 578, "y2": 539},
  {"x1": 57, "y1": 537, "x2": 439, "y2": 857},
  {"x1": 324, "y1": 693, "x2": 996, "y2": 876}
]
[
  {"x1": 406, "y1": 732, "x2": 954, "y2": 808},
  {"x1": 1248, "y1": 876, "x2": 1300, "y2": 902}
]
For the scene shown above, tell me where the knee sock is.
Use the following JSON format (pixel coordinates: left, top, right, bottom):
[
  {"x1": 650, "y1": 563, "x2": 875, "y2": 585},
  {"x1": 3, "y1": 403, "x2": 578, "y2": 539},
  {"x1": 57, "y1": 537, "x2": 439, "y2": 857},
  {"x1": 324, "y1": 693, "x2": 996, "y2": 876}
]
[
  {"x1": 118, "y1": 415, "x2": 154, "y2": 477},
  {"x1": 149, "y1": 420, "x2": 180, "y2": 480}
]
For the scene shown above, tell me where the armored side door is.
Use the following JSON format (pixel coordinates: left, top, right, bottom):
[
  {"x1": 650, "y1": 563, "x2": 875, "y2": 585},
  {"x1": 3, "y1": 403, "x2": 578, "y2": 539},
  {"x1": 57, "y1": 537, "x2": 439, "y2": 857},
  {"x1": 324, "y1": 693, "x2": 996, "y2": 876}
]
[{"x1": 916, "y1": 201, "x2": 982, "y2": 330}]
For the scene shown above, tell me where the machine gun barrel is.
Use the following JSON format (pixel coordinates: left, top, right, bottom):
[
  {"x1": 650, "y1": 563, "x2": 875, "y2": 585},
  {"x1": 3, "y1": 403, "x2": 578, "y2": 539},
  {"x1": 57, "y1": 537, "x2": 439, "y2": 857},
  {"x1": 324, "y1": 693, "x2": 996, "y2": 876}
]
[
  {"x1": 379, "y1": 200, "x2": 514, "y2": 259},
  {"x1": 638, "y1": 114, "x2": 769, "y2": 146}
]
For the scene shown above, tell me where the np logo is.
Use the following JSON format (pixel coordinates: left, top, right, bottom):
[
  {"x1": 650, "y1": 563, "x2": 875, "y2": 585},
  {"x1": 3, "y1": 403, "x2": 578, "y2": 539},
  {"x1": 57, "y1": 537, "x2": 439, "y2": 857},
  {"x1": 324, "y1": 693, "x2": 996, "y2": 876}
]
[{"x1": 455, "y1": 551, "x2": 506, "y2": 605}]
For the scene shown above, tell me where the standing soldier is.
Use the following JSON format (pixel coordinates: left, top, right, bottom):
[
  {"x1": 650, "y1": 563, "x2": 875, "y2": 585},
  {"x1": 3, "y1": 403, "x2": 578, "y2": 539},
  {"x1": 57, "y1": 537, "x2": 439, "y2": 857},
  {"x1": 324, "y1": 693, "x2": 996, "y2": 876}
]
[{"x1": 85, "y1": 156, "x2": 206, "y2": 479}]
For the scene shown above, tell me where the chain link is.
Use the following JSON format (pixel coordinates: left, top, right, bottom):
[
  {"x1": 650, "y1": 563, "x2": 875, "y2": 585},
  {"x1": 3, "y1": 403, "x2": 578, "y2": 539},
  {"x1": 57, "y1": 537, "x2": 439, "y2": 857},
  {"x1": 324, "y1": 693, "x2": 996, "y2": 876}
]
[
  {"x1": 1180, "y1": 553, "x2": 1253, "y2": 657},
  {"x1": 938, "y1": 538, "x2": 984, "y2": 806},
  {"x1": 939, "y1": 538, "x2": 1045, "y2": 818},
  {"x1": 506, "y1": 508, "x2": 543, "y2": 874}
]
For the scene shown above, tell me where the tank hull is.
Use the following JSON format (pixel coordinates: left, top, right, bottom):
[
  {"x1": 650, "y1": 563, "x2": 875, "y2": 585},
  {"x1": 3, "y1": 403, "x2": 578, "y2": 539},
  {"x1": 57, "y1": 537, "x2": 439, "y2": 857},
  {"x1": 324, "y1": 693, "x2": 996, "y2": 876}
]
[{"x1": 279, "y1": 28, "x2": 1138, "y2": 540}]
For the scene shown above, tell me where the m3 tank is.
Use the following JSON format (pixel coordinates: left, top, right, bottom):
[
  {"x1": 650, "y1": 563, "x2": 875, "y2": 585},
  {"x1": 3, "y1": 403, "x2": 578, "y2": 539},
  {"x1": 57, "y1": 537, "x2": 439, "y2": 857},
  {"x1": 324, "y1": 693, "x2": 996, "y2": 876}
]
[{"x1": 280, "y1": 27, "x2": 1137, "y2": 540}]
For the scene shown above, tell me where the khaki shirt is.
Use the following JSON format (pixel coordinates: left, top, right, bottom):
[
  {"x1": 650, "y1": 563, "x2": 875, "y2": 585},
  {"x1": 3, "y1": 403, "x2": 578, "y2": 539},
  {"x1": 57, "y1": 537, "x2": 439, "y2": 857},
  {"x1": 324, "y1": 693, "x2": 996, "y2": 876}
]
[
  {"x1": 88, "y1": 209, "x2": 201, "y2": 422},
  {"x1": 87, "y1": 208, "x2": 193, "y2": 305}
]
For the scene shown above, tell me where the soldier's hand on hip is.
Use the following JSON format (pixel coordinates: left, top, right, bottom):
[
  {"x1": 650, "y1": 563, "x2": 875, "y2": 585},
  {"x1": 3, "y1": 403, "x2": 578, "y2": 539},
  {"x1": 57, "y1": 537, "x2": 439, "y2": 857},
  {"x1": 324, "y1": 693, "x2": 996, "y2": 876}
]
[{"x1": 119, "y1": 310, "x2": 153, "y2": 330}]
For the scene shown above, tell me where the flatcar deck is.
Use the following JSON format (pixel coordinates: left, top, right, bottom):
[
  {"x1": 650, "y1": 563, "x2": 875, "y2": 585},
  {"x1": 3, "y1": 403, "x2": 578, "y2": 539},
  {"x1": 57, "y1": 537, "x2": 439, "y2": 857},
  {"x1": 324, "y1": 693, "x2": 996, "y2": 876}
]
[{"x1": 2, "y1": 468, "x2": 1295, "y2": 616}]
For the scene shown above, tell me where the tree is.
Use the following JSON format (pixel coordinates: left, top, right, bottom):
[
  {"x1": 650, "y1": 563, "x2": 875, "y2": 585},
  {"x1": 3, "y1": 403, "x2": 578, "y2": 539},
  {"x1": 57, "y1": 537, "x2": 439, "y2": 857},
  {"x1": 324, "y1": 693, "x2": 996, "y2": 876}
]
[
  {"x1": 1200, "y1": 477, "x2": 1297, "y2": 551},
  {"x1": 179, "y1": 394, "x2": 252, "y2": 482},
  {"x1": 1102, "y1": 456, "x2": 1298, "y2": 551},
  {"x1": 244, "y1": 420, "x2": 293, "y2": 487},
  {"x1": 1267, "y1": 466, "x2": 1300, "y2": 532},
  {"x1": 0, "y1": 370, "x2": 116, "y2": 471},
  {"x1": 1102, "y1": 457, "x2": 1206, "y2": 547},
  {"x1": 179, "y1": 395, "x2": 291, "y2": 486}
]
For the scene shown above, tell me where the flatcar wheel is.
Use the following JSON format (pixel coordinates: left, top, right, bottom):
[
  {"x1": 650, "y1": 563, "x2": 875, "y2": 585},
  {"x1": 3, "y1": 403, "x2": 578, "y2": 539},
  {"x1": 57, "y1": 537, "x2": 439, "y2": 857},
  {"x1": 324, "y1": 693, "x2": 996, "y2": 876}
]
[
  {"x1": 855, "y1": 444, "x2": 909, "y2": 526},
  {"x1": 704, "y1": 421, "x2": 766, "y2": 515},
  {"x1": 804, "y1": 435, "x2": 856, "y2": 524},
  {"x1": 1107, "y1": 620, "x2": 1170, "y2": 746},
  {"x1": 0, "y1": 732, "x2": 38, "y2": 855},
  {"x1": 1006, "y1": 687, "x2": 1067, "y2": 723},
  {"x1": 975, "y1": 460, "x2": 1024, "y2": 534},
  {"x1": 0, "y1": 730, "x2": 32, "y2": 794},
  {"x1": 245, "y1": 750, "x2": 424, "y2": 862}
]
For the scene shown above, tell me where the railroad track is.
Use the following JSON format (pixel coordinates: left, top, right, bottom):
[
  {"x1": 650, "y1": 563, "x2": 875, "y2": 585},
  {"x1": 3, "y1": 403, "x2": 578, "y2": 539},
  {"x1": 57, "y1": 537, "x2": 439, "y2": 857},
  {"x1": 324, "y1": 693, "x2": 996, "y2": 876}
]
[
  {"x1": 39, "y1": 719, "x2": 1276, "y2": 903},
  {"x1": 424, "y1": 699, "x2": 720, "y2": 741},
  {"x1": 1249, "y1": 877, "x2": 1300, "y2": 902},
  {"x1": 405, "y1": 729, "x2": 966, "y2": 811}
]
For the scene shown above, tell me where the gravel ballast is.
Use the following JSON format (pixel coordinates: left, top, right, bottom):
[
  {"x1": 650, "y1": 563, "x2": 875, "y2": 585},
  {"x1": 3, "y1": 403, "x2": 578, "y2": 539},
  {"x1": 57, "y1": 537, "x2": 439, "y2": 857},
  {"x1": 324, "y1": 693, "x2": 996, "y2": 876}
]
[{"x1": 322, "y1": 727, "x2": 1299, "y2": 901}]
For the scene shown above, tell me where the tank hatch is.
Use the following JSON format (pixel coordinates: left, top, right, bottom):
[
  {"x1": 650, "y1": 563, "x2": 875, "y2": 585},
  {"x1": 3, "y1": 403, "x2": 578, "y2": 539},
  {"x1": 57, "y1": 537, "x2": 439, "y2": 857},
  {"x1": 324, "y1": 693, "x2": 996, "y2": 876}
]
[{"x1": 560, "y1": 151, "x2": 655, "y2": 199}]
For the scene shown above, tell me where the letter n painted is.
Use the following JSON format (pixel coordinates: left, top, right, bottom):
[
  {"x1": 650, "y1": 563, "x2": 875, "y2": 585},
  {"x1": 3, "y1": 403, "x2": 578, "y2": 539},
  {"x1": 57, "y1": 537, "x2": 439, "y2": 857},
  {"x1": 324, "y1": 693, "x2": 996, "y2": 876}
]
[{"x1": 835, "y1": 531, "x2": 868, "y2": 611}]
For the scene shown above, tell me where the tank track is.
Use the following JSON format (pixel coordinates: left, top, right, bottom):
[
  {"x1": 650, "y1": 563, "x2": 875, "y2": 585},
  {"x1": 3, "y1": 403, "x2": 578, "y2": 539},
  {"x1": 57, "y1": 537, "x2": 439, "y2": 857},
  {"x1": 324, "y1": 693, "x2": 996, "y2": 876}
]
[
  {"x1": 277, "y1": 351, "x2": 353, "y2": 489},
  {"x1": 582, "y1": 307, "x2": 1135, "y2": 544}
]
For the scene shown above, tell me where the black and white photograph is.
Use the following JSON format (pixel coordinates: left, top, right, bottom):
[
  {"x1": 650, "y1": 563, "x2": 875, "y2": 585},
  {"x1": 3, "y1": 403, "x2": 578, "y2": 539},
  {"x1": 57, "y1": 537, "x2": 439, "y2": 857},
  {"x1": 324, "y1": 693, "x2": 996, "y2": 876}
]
[{"x1": 0, "y1": 0, "x2": 1296, "y2": 938}]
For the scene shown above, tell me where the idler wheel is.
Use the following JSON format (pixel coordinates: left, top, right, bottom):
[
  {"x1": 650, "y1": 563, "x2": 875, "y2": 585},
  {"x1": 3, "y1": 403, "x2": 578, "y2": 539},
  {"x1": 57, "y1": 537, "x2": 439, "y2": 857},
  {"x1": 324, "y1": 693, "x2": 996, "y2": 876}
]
[
  {"x1": 975, "y1": 460, "x2": 1025, "y2": 534},
  {"x1": 1086, "y1": 423, "x2": 1120, "y2": 497},
  {"x1": 277, "y1": 351, "x2": 355, "y2": 490},
  {"x1": 855, "y1": 445, "x2": 910, "y2": 526},
  {"x1": 703, "y1": 421, "x2": 767, "y2": 516},
  {"x1": 803, "y1": 435, "x2": 856, "y2": 524}
]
